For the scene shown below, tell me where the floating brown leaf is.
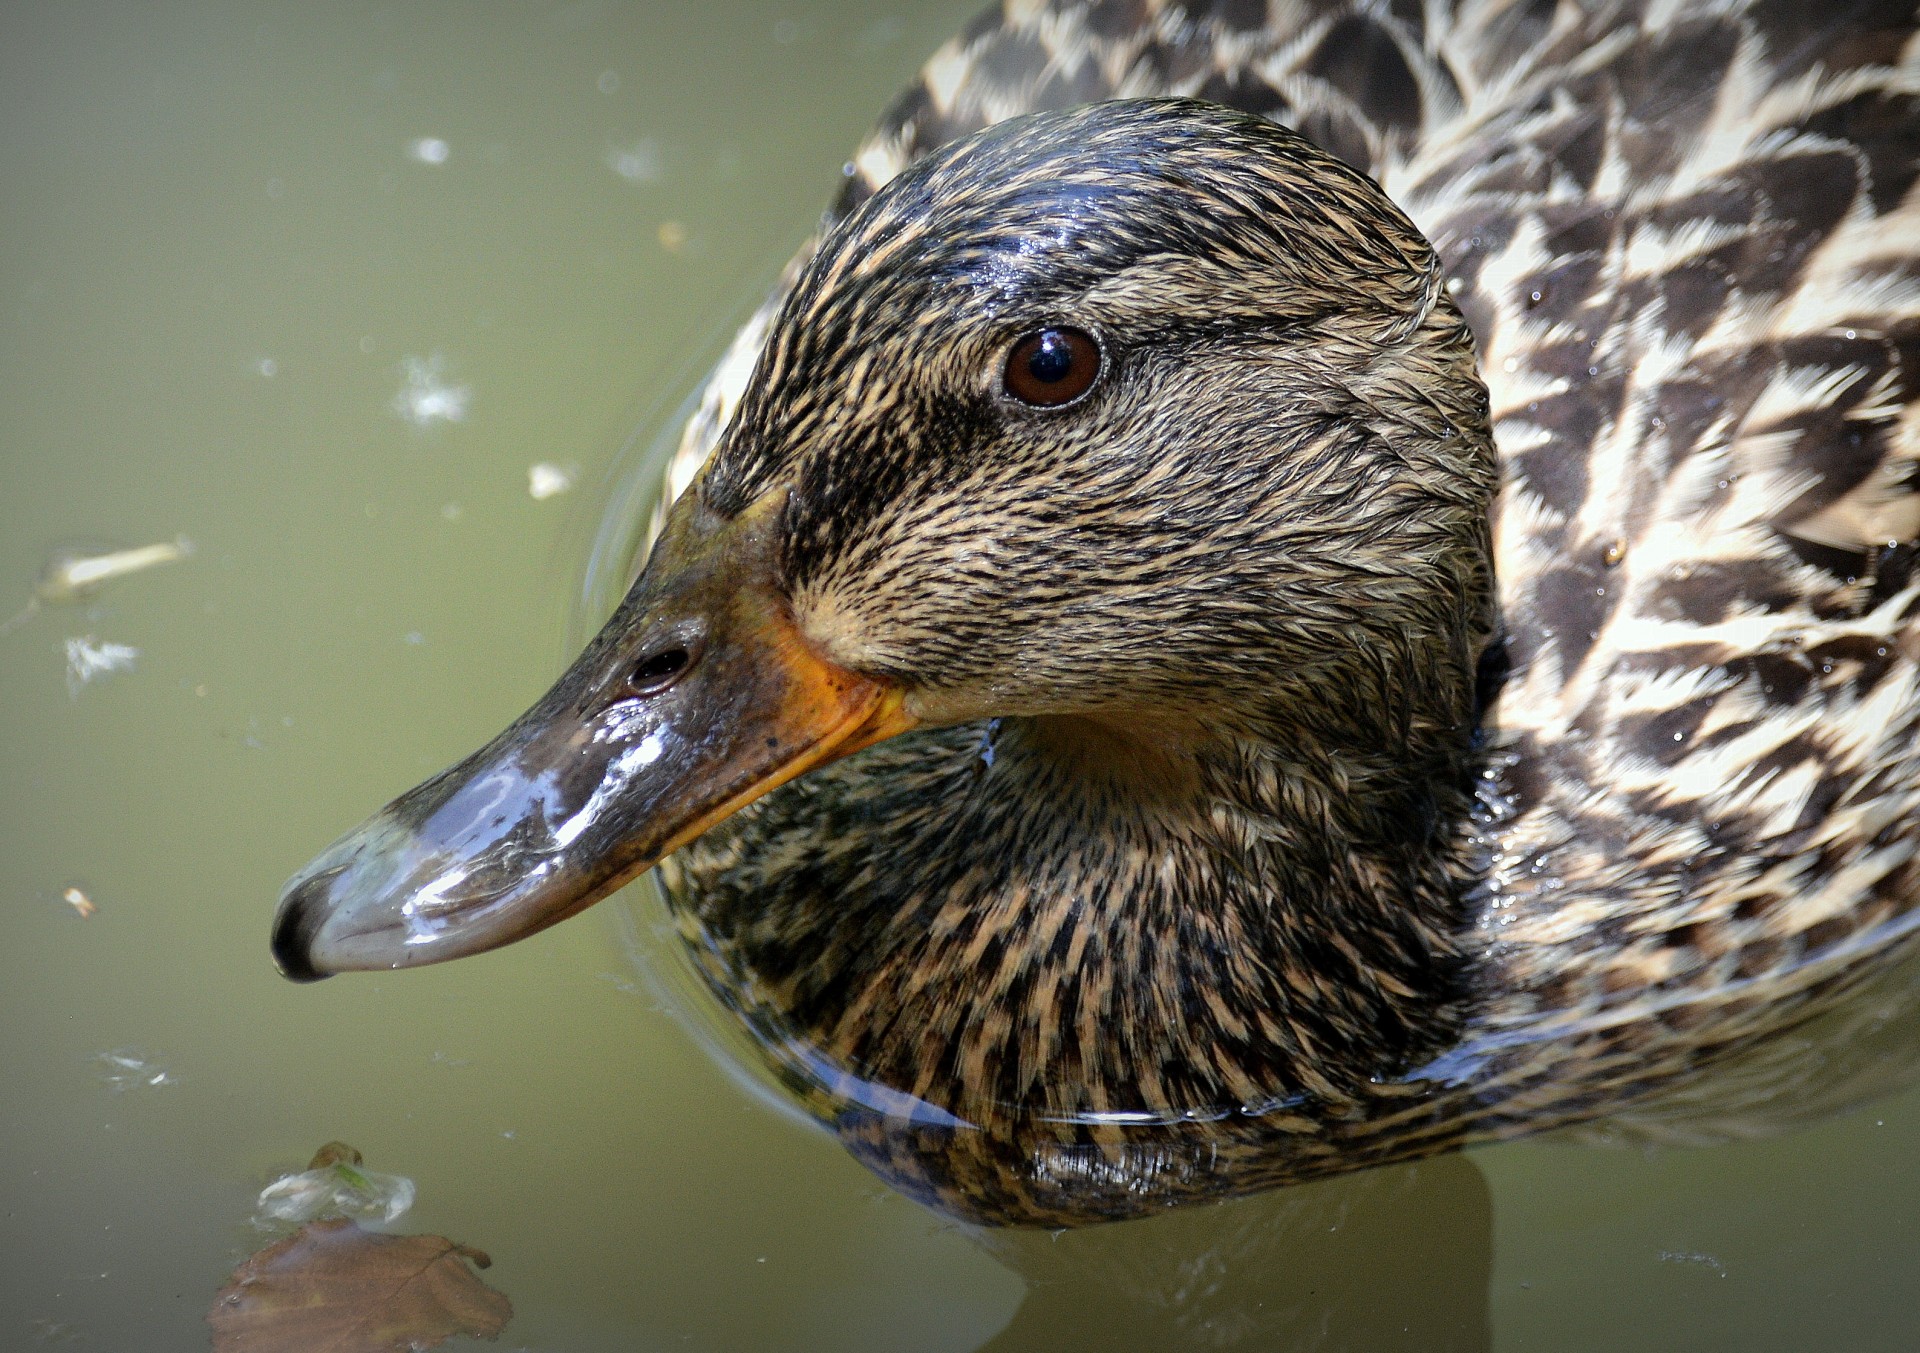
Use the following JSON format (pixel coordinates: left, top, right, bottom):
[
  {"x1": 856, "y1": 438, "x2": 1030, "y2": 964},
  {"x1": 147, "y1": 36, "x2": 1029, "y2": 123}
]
[{"x1": 208, "y1": 1217, "x2": 512, "y2": 1352}]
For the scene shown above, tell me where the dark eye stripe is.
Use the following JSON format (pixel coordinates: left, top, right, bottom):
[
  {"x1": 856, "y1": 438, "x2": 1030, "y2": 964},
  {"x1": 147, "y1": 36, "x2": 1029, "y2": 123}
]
[{"x1": 1003, "y1": 327, "x2": 1102, "y2": 407}]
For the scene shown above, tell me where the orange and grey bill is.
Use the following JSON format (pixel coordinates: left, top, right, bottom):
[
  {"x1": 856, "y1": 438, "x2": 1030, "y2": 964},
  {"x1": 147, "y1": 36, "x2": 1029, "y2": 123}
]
[{"x1": 271, "y1": 491, "x2": 914, "y2": 980}]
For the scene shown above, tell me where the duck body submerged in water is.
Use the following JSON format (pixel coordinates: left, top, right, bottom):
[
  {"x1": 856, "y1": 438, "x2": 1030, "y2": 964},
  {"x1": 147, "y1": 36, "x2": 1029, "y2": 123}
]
[{"x1": 275, "y1": 0, "x2": 1920, "y2": 1224}]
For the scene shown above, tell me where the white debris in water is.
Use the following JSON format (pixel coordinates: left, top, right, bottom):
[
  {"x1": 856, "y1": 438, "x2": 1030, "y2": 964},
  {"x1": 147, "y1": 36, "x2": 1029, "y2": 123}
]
[
  {"x1": 64, "y1": 636, "x2": 139, "y2": 697},
  {"x1": 606, "y1": 137, "x2": 662, "y2": 184},
  {"x1": 255, "y1": 1160, "x2": 417, "y2": 1228},
  {"x1": 1658, "y1": 1249, "x2": 1727, "y2": 1274},
  {"x1": 409, "y1": 136, "x2": 451, "y2": 165},
  {"x1": 62, "y1": 886, "x2": 96, "y2": 919},
  {"x1": 393, "y1": 353, "x2": 470, "y2": 427},
  {"x1": 40, "y1": 538, "x2": 193, "y2": 604},
  {"x1": 96, "y1": 1049, "x2": 174, "y2": 1092},
  {"x1": 4, "y1": 538, "x2": 194, "y2": 636},
  {"x1": 527, "y1": 462, "x2": 576, "y2": 500}
]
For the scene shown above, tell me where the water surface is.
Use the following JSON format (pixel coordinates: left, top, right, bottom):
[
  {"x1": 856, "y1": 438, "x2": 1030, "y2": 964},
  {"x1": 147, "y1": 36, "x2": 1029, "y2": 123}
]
[{"x1": 4, "y1": 3, "x2": 1920, "y2": 1349}]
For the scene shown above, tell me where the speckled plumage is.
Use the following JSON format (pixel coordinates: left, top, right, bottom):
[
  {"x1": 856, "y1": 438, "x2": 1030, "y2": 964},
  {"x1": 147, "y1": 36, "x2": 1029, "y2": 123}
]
[{"x1": 649, "y1": 0, "x2": 1920, "y2": 1225}]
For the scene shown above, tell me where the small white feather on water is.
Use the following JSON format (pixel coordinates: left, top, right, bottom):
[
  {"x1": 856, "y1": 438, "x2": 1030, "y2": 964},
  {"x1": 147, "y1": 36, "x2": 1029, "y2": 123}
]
[{"x1": 528, "y1": 462, "x2": 576, "y2": 500}]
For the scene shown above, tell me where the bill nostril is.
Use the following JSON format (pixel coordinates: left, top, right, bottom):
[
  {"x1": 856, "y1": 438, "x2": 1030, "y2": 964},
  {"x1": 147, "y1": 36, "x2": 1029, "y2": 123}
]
[{"x1": 630, "y1": 645, "x2": 695, "y2": 695}]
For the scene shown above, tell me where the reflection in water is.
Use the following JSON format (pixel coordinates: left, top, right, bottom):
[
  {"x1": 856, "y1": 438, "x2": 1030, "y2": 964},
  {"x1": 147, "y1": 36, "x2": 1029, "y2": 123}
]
[
  {"x1": 1559, "y1": 940, "x2": 1920, "y2": 1150},
  {"x1": 977, "y1": 1154, "x2": 1490, "y2": 1352}
]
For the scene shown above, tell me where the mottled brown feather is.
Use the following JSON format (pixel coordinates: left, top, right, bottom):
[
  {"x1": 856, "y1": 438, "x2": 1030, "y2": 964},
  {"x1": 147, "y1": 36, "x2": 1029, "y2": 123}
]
[{"x1": 646, "y1": 0, "x2": 1920, "y2": 1225}]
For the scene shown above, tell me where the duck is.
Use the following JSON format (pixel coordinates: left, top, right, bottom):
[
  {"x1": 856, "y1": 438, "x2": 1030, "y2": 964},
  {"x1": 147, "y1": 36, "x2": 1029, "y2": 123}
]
[{"x1": 271, "y1": 0, "x2": 1920, "y2": 1226}]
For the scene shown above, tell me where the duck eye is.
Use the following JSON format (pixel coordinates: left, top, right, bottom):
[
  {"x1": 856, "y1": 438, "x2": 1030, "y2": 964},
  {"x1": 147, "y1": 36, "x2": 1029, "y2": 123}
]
[
  {"x1": 1002, "y1": 327, "x2": 1101, "y2": 408},
  {"x1": 629, "y1": 645, "x2": 693, "y2": 694}
]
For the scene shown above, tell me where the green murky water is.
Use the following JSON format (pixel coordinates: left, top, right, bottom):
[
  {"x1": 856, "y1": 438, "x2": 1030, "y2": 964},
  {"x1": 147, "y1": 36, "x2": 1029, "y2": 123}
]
[{"x1": 5, "y1": 3, "x2": 1920, "y2": 1349}]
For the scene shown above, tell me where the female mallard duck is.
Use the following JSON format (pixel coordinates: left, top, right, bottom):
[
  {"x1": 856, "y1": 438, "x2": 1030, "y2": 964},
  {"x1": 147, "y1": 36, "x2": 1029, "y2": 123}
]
[{"x1": 273, "y1": 0, "x2": 1920, "y2": 1225}]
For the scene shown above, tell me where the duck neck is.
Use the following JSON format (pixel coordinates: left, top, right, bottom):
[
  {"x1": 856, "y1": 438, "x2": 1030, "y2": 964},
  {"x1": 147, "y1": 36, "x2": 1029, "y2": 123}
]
[
  {"x1": 999, "y1": 702, "x2": 1483, "y2": 1107},
  {"x1": 677, "y1": 688, "x2": 1488, "y2": 1126}
]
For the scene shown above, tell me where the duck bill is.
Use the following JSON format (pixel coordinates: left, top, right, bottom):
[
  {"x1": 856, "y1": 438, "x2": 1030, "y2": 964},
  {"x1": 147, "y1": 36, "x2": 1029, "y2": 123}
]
[{"x1": 271, "y1": 494, "x2": 912, "y2": 981}]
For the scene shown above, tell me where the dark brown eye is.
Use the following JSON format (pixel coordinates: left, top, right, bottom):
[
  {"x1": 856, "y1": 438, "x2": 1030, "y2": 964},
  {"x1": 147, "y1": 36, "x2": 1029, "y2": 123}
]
[{"x1": 1002, "y1": 327, "x2": 1101, "y2": 407}]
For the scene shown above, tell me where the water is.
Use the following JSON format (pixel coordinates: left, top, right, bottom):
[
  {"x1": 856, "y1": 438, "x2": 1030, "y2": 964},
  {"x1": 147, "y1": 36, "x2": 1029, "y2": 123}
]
[{"x1": 4, "y1": 2, "x2": 1920, "y2": 1349}]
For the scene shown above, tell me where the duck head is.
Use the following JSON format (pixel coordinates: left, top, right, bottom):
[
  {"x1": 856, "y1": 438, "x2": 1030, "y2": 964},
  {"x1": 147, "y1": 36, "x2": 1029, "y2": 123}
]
[{"x1": 273, "y1": 98, "x2": 1495, "y2": 982}]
